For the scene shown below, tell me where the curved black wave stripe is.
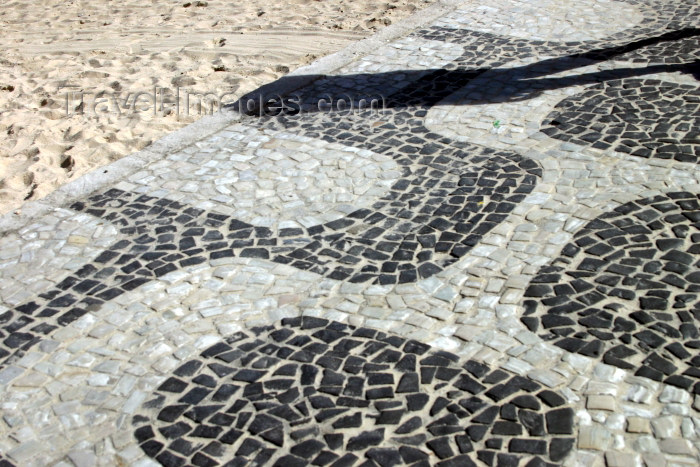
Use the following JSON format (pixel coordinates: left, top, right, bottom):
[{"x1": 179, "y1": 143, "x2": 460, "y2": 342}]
[
  {"x1": 541, "y1": 77, "x2": 699, "y2": 162},
  {"x1": 522, "y1": 192, "x2": 700, "y2": 393},
  {"x1": 133, "y1": 317, "x2": 577, "y2": 466},
  {"x1": 0, "y1": 29, "x2": 553, "y2": 369}
]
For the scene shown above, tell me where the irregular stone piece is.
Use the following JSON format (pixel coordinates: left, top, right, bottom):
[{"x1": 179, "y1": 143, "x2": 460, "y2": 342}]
[
  {"x1": 626, "y1": 417, "x2": 650, "y2": 434},
  {"x1": 604, "y1": 451, "x2": 640, "y2": 467},
  {"x1": 578, "y1": 425, "x2": 612, "y2": 451},
  {"x1": 586, "y1": 395, "x2": 616, "y2": 412},
  {"x1": 659, "y1": 438, "x2": 694, "y2": 456}
]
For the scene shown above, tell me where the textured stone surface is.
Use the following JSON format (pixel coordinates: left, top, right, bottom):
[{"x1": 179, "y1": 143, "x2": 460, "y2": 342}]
[
  {"x1": 522, "y1": 192, "x2": 700, "y2": 394},
  {"x1": 133, "y1": 317, "x2": 575, "y2": 465},
  {"x1": 541, "y1": 78, "x2": 700, "y2": 163},
  {"x1": 0, "y1": 0, "x2": 698, "y2": 465}
]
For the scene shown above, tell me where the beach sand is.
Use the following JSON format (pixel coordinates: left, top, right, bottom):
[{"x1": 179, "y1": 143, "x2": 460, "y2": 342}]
[{"x1": 0, "y1": 0, "x2": 435, "y2": 214}]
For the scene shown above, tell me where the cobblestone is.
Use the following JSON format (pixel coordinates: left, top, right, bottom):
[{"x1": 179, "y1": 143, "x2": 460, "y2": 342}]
[{"x1": 0, "y1": 0, "x2": 698, "y2": 465}]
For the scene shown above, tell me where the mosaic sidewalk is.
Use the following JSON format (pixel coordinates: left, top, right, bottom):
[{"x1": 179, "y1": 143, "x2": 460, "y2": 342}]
[{"x1": 0, "y1": 0, "x2": 699, "y2": 465}]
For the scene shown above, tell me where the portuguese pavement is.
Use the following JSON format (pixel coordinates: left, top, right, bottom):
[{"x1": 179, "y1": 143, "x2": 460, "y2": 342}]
[{"x1": 0, "y1": 0, "x2": 699, "y2": 465}]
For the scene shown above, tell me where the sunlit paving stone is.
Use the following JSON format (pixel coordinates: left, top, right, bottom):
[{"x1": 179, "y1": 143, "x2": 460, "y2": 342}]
[{"x1": 0, "y1": 0, "x2": 698, "y2": 465}]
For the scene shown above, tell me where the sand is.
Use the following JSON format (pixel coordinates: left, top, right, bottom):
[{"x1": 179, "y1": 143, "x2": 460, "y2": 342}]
[{"x1": 0, "y1": 0, "x2": 435, "y2": 214}]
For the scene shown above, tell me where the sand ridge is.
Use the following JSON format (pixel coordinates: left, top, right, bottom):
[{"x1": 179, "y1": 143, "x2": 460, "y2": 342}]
[{"x1": 0, "y1": 0, "x2": 434, "y2": 214}]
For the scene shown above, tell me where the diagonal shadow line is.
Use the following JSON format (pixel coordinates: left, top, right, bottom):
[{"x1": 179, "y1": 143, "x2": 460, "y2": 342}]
[{"x1": 231, "y1": 27, "x2": 699, "y2": 114}]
